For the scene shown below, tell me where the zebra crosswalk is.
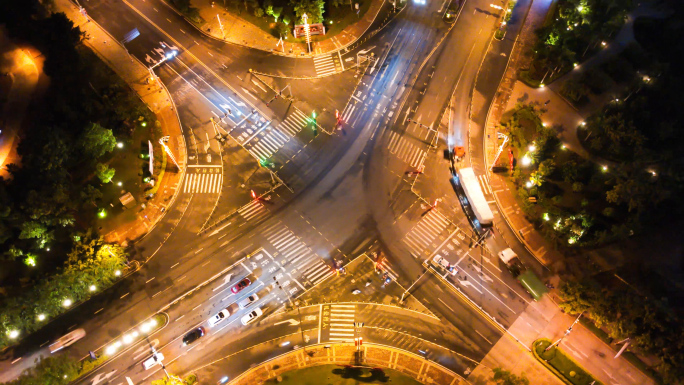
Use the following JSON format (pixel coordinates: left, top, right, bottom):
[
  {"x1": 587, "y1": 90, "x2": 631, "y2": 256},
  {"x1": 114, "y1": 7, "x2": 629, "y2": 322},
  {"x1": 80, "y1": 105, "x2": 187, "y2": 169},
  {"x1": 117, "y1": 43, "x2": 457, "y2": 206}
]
[
  {"x1": 247, "y1": 109, "x2": 310, "y2": 160},
  {"x1": 403, "y1": 209, "x2": 450, "y2": 258},
  {"x1": 388, "y1": 131, "x2": 427, "y2": 168},
  {"x1": 237, "y1": 200, "x2": 269, "y2": 221},
  {"x1": 329, "y1": 304, "x2": 356, "y2": 342},
  {"x1": 263, "y1": 223, "x2": 334, "y2": 286},
  {"x1": 183, "y1": 172, "x2": 222, "y2": 194},
  {"x1": 313, "y1": 54, "x2": 338, "y2": 77}
]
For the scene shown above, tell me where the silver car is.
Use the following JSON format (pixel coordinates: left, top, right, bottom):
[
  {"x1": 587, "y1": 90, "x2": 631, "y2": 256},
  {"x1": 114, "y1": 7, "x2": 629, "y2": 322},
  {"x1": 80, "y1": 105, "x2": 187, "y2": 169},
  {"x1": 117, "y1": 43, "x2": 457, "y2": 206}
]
[{"x1": 237, "y1": 294, "x2": 259, "y2": 309}]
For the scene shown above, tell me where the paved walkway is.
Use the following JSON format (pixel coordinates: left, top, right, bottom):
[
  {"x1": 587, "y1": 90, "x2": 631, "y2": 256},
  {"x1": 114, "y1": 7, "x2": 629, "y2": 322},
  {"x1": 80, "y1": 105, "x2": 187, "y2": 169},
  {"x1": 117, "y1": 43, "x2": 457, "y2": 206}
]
[
  {"x1": 55, "y1": 0, "x2": 187, "y2": 245},
  {"x1": 193, "y1": 0, "x2": 388, "y2": 57}
]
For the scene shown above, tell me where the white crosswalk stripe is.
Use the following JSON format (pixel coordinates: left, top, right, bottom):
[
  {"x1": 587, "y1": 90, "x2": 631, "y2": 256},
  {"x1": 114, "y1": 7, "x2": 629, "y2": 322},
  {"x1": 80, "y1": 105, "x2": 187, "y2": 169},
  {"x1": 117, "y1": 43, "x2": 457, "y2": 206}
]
[
  {"x1": 329, "y1": 304, "x2": 356, "y2": 342},
  {"x1": 478, "y1": 174, "x2": 492, "y2": 195},
  {"x1": 388, "y1": 131, "x2": 427, "y2": 168},
  {"x1": 246, "y1": 110, "x2": 310, "y2": 160},
  {"x1": 183, "y1": 172, "x2": 222, "y2": 193},
  {"x1": 403, "y1": 209, "x2": 450, "y2": 257},
  {"x1": 263, "y1": 223, "x2": 334, "y2": 285},
  {"x1": 237, "y1": 200, "x2": 269, "y2": 221},
  {"x1": 313, "y1": 54, "x2": 338, "y2": 77}
]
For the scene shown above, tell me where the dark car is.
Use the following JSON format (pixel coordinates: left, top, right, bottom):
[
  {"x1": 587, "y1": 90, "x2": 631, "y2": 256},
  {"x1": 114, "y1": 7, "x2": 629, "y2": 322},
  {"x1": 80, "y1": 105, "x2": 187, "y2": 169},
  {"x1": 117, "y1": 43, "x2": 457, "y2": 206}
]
[
  {"x1": 231, "y1": 278, "x2": 251, "y2": 294},
  {"x1": 182, "y1": 327, "x2": 205, "y2": 346}
]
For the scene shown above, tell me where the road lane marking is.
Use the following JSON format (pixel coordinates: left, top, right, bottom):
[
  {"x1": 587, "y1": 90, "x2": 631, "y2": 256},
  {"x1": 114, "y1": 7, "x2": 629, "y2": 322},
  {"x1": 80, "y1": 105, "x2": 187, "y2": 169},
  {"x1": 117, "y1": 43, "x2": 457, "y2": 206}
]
[
  {"x1": 176, "y1": 315, "x2": 184, "y2": 322},
  {"x1": 146, "y1": 277, "x2": 156, "y2": 284},
  {"x1": 11, "y1": 358, "x2": 21, "y2": 364},
  {"x1": 241, "y1": 261, "x2": 253, "y2": 274},
  {"x1": 437, "y1": 298, "x2": 454, "y2": 312},
  {"x1": 120, "y1": 293, "x2": 129, "y2": 299},
  {"x1": 170, "y1": 262, "x2": 179, "y2": 269},
  {"x1": 475, "y1": 330, "x2": 492, "y2": 345}
]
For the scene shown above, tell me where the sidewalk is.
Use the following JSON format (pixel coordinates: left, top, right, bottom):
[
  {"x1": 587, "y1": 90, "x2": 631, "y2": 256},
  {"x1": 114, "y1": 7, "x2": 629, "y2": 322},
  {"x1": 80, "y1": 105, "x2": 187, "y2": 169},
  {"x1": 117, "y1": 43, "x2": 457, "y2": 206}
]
[
  {"x1": 193, "y1": 0, "x2": 388, "y2": 57},
  {"x1": 55, "y1": 0, "x2": 187, "y2": 246}
]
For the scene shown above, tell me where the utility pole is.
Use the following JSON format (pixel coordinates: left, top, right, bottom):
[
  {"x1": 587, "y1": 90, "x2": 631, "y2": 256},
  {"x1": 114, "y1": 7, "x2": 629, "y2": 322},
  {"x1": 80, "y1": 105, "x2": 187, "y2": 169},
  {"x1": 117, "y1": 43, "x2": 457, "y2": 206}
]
[
  {"x1": 217, "y1": 14, "x2": 225, "y2": 38},
  {"x1": 545, "y1": 311, "x2": 584, "y2": 352},
  {"x1": 274, "y1": 277, "x2": 307, "y2": 352},
  {"x1": 400, "y1": 268, "x2": 430, "y2": 302}
]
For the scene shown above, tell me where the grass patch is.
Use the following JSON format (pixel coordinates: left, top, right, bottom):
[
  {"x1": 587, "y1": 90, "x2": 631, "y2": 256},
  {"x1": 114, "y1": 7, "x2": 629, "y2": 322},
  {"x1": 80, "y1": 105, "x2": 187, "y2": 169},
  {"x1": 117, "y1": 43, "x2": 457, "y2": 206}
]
[
  {"x1": 519, "y1": 69, "x2": 543, "y2": 87},
  {"x1": 533, "y1": 338, "x2": 603, "y2": 385},
  {"x1": 495, "y1": 28, "x2": 506, "y2": 40}
]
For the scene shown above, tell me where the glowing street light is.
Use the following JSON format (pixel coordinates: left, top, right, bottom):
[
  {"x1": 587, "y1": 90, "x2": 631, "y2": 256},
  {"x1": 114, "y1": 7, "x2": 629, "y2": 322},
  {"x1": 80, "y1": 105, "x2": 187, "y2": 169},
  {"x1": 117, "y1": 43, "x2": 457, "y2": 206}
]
[
  {"x1": 106, "y1": 345, "x2": 117, "y2": 355},
  {"x1": 525, "y1": 181, "x2": 533, "y2": 188},
  {"x1": 114, "y1": 270, "x2": 122, "y2": 277},
  {"x1": 38, "y1": 314, "x2": 46, "y2": 321},
  {"x1": 117, "y1": 142, "x2": 124, "y2": 148},
  {"x1": 577, "y1": 5, "x2": 584, "y2": 11},
  {"x1": 8, "y1": 330, "x2": 19, "y2": 339},
  {"x1": 528, "y1": 143, "x2": 536, "y2": 151},
  {"x1": 63, "y1": 299, "x2": 73, "y2": 307},
  {"x1": 602, "y1": 165, "x2": 608, "y2": 172},
  {"x1": 521, "y1": 154, "x2": 532, "y2": 166},
  {"x1": 89, "y1": 285, "x2": 97, "y2": 292}
]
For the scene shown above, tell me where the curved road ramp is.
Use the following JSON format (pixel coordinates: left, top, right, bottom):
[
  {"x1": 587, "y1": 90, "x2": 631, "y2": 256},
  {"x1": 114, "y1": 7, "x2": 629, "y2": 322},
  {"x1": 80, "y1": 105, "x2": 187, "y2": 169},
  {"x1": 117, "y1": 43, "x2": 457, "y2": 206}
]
[{"x1": 228, "y1": 342, "x2": 469, "y2": 385}]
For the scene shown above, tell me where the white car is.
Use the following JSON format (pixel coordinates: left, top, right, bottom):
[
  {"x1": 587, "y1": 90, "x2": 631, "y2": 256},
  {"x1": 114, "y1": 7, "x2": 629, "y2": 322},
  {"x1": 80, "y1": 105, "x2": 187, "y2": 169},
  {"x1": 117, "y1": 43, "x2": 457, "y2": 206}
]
[
  {"x1": 49, "y1": 328, "x2": 86, "y2": 353},
  {"x1": 208, "y1": 309, "x2": 231, "y2": 327},
  {"x1": 240, "y1": 307, "x2": 263, "y2": 325},
  {"x1": 142, "y1": 352, "x2": 164, "y2": 370},
  {"x1": 237, "y1": 294, "x2": 259, "y2": 309}
]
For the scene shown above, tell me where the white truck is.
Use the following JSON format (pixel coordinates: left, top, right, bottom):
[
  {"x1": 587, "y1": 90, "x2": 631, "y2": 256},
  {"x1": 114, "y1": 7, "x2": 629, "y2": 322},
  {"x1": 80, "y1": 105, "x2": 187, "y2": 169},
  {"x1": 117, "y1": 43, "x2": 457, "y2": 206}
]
[{"x1": 456, "y1": 167, "x2": 493, "y2": 227}]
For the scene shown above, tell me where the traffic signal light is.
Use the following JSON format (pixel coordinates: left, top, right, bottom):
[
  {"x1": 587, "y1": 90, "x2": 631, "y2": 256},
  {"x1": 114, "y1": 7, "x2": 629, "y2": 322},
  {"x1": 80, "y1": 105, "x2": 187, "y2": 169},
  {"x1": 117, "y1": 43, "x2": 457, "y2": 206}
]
[{"x1": 311, "y1": 111, "x2": 318, "y2": 137}]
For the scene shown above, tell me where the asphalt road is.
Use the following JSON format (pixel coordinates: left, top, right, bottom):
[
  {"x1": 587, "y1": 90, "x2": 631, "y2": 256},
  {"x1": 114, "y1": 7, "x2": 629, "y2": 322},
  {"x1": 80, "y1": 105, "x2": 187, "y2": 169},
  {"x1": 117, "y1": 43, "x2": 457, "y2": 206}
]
[{"x1": 0, "y1": 0, "x2": 569, "y2": 384}]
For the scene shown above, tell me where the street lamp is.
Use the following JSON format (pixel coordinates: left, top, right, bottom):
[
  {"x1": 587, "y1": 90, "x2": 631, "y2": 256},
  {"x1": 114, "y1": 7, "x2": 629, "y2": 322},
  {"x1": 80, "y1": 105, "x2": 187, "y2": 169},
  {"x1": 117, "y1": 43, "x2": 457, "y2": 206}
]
[
  {"x1": 8, "y1": 330, "x2": 19, "y2": 339},
  {"x1": 63, "y1": 299, "x2": 72, "y2": 307}
]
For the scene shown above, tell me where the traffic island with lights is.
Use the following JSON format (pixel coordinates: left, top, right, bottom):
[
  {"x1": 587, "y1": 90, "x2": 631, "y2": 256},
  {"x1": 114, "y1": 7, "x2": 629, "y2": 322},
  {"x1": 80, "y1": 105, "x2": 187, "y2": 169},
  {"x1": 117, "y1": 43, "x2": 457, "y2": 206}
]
[
  {"x1": 72, "y1": 314, "x2": 168, "y2": 382},
  {"x1": 532, "y1": 338, "x2": 603, "y2": 385}
]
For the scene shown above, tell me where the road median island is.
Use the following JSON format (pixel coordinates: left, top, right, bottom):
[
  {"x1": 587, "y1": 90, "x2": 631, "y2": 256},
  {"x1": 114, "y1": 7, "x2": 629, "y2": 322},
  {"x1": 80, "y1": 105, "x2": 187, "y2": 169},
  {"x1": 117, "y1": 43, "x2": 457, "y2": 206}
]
[
  {"x1": 227, "y1": 342, "x2": 470, "y2": 385},
  {"x1": 73, "y1": 313, "x2": 168, "y2": 382},
  {"x1": 532, "y1": 338, "x2": 603, "y2": 385}
]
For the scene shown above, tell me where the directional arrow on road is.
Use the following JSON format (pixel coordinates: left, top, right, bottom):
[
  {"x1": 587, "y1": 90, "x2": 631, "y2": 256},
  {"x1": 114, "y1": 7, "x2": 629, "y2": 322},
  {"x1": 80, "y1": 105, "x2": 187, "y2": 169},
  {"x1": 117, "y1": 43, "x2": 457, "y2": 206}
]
[
  {"x1": 213, "y1": 273, "x2": 234, "y2": 291},
  {"x1": 274, "y1": 319, "x2": 300, "y2": 326},
  {"x1": 91, "y1": 370, "x2": 117, "y2": 385}
]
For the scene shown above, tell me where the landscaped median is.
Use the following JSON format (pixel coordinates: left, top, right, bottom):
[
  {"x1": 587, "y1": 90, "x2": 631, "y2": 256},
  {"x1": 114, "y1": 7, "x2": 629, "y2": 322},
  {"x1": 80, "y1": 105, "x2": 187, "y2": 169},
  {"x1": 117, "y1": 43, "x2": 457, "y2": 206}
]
[
  {"x1": 532, "y1": 338, "x2": 603, "y2": 385},
  {"x1": 74, "y1": 313, "x2": 168, "y2": 382}
]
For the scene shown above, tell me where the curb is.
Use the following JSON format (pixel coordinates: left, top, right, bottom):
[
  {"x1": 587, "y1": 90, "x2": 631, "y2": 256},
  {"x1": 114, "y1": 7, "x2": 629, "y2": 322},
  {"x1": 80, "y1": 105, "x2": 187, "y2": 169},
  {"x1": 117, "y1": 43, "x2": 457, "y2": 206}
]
[{"x1": 160, "y1": 0, "x2": 390, "y2": 59}]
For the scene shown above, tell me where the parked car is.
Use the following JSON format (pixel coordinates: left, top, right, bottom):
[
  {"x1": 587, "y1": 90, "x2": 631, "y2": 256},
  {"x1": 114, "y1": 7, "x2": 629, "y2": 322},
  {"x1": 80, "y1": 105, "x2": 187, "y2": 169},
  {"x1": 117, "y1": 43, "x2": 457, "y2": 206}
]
[
  {"x1": 182, "y1": 327, "x2": 205, "y2": 346},
  {"x1": 240, "y1": 307, "x2": 263, "y2": 325},
  {"x1": 231, "y1": 278, "x2": 251, "y2": 294},
  {"x1": 142, "y1": 352, "x2": 164, "y2": 370},
  {"x1": 49, "y1": 328, "x2": 86, "y2": 353},
  {"x1": 238, "y1": 294, "x2": 259, "y2": 309},
  {"x1": 208, "y1": 309, "x2": 231, "y2": 327}
]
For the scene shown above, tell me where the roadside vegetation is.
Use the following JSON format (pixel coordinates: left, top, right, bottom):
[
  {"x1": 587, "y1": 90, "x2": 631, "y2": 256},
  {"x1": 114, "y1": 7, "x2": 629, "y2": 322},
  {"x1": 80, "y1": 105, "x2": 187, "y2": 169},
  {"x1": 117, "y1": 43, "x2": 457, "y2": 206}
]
[
  {"x1": 502, "y1": 2, "x2": 684, "y2": 382},
  {"x1": 0, "y1": 1, "x2": 158, "y2": 348},
  {"x1": 499, "y1": 103, "x2": 633, "y2": 250},
  {"x1": 533, "y1": 338, "x2": 603, "y2": 385},
  {"x1": 172, "y1": 0, "x2": 372, "y2": 41},
  {"x1": 521, "y1": 0, "x2": 631, "y2": 85}
]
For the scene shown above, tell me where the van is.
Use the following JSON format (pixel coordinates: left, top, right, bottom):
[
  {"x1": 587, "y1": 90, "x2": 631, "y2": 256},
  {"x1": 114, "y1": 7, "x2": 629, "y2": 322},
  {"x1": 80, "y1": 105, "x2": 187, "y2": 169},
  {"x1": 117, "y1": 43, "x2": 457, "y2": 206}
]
[
  {"x1": 142, "y1": 352, "x2": 164, "y2": 370},
  {"x1": 49, "y1": 328, "x2": 86, "y2": 353}
]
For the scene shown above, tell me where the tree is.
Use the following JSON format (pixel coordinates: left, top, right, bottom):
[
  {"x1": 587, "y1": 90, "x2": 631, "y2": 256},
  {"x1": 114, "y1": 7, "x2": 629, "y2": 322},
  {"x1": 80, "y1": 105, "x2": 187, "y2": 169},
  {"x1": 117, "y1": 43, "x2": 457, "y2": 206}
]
[
  {"x1": 266, "y1": 5, "x2": 283, "y2": 22},
  {"x1": 491, "y1": 368, "x2": 529, "y2": 385},
  {"x1": 4, "y1": 355, "x2": 80, "y2": 385},
  {"x1": 290, "y1": 0, "x2": 325, "y2": 23},
  {"x1": 78, "y1": 123, "x2": 116, "y2": 159},
  {"x1": 95, "y1": 163, "x2": 115, "y2": 184}
]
